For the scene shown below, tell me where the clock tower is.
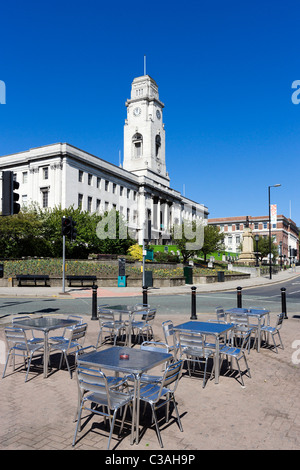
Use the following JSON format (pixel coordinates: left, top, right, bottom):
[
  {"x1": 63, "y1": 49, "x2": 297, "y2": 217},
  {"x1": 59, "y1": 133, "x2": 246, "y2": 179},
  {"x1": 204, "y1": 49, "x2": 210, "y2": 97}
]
[{"x1": 123, "y1": 75, "x2": 169, "y2": 186}]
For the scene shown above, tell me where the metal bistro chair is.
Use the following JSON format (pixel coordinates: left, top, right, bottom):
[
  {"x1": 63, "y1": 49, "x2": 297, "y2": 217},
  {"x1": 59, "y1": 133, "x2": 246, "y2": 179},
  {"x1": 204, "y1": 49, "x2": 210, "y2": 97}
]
[
  {"x1": 219, "y1": 329, "x2": 252, "y2": 387},
  {"x1": 131, "y1": 308, "x2": 156, "y2": 343},
  {"x1": 96, "y1": 308, "x2": 127, "y2": 348},
  {"x1": 260, "y1": 313, "x2": 285, "y2": 353},
  {"x1": 72, "y1": 365, "x2": 133, "y2": 450},
  {"x1": 50, "y1": 323, "x2": 88, "y2": 378},
  {"x1": 49, "y1": 315, "x2": 83, "y2": 342},
  {"x1": 228, "y1": 313, "x2": 254, "y2": 353},
  {"x1": 162, "y1": 320, "x2": 180, "y2": 360},
  {"x1": 139, "y1": 360, "x2": 183, "y2": 448},
  {"x1": 12, "y1": 315, "x2": 44, "y2": 344},
  {"x1": 2, "y1": 327, "x2": 45, "y2": 382},
  {"x1": 207, "y1": 306, "x2": 227, "y2": 323},
  {"x1": 178, "y1": 331, "x2": 215, "y2": 388},
  {"x1": 73, "y1": 346, "x2": 132, "y2": 423}
]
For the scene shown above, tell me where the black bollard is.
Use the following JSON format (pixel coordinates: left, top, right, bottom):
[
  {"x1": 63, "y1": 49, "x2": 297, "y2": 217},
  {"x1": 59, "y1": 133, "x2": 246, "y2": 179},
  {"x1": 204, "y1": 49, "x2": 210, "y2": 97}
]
[
  {"x1": 142, "y1": 285, "x2": 148, "y2": 305},
  {"x1": 190, "y1": 286, "x2": 197, "y2": 320},
  {"x1": 237, "y1": 286, "x2": 242, "y2": 308},
  {"x1": 91, "y1": 283, "x2": 98, "y2": 320},
  {"x1": 281, "y1": 287, "x2": 288, "y2": 319}
]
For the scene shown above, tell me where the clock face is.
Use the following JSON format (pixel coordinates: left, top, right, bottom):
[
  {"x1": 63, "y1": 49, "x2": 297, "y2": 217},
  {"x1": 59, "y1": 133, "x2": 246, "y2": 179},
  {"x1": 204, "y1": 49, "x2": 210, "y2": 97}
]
[
  {"x1": 156, "y1": 109, "x2": 161, "y2": 119},
  {"x1": 133, "y1": 107, "x2": 141, "y2": 116}
]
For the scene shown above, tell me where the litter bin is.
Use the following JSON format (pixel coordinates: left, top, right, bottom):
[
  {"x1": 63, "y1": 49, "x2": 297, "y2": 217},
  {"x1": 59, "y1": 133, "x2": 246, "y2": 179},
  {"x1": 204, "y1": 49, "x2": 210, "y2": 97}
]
[
  {"x1": 144, "y1": 270, "x2": 153, "y2": 288},
  {"x1": 183, "y1": 266, "x2": 193, "y2": 284},
  {"x1": 118, "y1": 275, "x2": 126, "y2": 287},
  {"x1": 217, "y1": 271, "x2": 225, "y2": 282}
]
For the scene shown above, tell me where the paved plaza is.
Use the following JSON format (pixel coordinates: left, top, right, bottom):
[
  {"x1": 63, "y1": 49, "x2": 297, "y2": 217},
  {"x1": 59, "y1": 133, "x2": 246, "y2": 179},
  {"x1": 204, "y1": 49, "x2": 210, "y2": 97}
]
[{"x1": 0, "y1": 270, "x2": 299, "y2": 452}]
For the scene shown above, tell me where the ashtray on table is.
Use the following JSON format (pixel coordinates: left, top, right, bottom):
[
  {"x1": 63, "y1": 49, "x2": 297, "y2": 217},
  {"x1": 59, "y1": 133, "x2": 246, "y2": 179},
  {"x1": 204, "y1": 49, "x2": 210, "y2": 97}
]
[{"x1": 119, "y1": 353, "x2": 129, "y2": 360}]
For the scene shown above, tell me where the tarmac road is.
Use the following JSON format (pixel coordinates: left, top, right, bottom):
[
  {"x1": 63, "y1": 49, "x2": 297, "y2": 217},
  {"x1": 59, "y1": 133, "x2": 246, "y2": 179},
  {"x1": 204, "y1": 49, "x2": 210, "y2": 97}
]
[{"x1": 0, "y1": 269, "x2": 299, "y2": 321}]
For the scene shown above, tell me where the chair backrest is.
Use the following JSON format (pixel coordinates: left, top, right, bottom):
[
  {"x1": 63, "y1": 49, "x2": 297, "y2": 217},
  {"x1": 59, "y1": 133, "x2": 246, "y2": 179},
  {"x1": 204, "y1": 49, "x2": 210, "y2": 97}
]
[
  {"x1": 70, "y1": 323, "x2": 88, "y2": 343},
  {"x1": 141, "y1": 341, "x2": 169, "y2": 354},
  {"x1": 162, "y1": 320, "x2": 176, "y2": 345},
  {"x1": 144, "y1": 308, "x2": 156, "y2": 323},
  {"x1": 276, "y1": 313, "x2": 285, "y2": 329},
  {"x1": 76, "y1": 365, "x2": 111, "y2": 405},
  {"x1": 67, "y1": 315, "x2": 83, "y2": 324},
  {"x1": 98, "y1": 310, "x2": 115, "y2": 325},
  {"x1": 215, "y1": 307, "x2": 225, "y2": 321},
  {"x1": 178, "y1": 331, "x2": 205, "y2": 352},
  {"x1": 157, "y1": 360, "x2": 183, "y2": 397},
  {"x1": 239, "y1": 328, "x2": 253, "y2": 350},
  {"x1": 229, "y1": 313, "x2": 249, "y2": 328},
  {"x1": 4, "y1": 327, "x2": 29, "y2": 350}
]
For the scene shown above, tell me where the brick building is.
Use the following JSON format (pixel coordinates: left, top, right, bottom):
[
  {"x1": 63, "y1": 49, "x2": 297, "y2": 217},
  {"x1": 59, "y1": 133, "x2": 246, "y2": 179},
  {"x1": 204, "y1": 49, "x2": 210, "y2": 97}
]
[{"x1": 208, "y1": 215, "x2": 299, "y2": 263}]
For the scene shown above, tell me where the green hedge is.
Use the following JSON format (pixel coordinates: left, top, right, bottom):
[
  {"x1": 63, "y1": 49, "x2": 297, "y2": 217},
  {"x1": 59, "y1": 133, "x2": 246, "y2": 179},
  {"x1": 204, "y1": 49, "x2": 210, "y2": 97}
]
[{"x1": 3, "y1": 258, "x2": 235, "y2": 279}]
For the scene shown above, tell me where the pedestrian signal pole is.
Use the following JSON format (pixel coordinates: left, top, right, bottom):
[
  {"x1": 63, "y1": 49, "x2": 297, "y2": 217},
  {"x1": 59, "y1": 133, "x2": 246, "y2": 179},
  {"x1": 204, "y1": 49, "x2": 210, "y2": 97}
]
[
  {"x1": 62, "y1": 234, "x2": 66, "y2": 293},
  {"x1": 61, "y1": 216, "x2": 72, "y2": 293}
]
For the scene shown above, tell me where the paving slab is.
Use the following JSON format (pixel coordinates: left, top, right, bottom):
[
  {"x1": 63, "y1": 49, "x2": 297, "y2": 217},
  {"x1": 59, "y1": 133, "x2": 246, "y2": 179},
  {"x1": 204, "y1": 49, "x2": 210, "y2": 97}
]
[{"x1": 0, "y1": 300, "x2": 299, "y2": 452}]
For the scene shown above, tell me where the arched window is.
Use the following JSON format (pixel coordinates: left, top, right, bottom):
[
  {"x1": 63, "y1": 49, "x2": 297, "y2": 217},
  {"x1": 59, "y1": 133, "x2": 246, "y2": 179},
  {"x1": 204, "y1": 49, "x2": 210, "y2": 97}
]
[
  {"x1": 155, "y1": 134, "x2": 161, "y2": 157},
  {"x1": 132, "y1": 133, "x2": 143, "y2": 158}
]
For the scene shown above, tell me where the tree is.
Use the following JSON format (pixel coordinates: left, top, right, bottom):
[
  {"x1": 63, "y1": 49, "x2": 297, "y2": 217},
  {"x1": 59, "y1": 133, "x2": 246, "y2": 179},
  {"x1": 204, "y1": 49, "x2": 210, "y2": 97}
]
[
  {"x1": 198, "y1": 225, "x2": 225, "y2": 262},
  {"x1": 172, "y1": 219, "x2": 205, "y2": 263},
  {"x1": 255, "y1": 235, "x2": 278, "y2": 262},
  {"x1": 0, "y1": 210, "x2": 48, "y2": 258},
  {"x1": 0, "y1": 205, "x2": 134, "y2": 259}
]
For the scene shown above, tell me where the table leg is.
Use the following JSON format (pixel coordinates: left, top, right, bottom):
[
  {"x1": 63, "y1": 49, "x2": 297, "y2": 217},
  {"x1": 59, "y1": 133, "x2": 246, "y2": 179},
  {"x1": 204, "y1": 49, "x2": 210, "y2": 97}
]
[
  {"x1": 214, "y1": 337, "x2": 220, "y2": 384},
  {"x1": 257, "y1": 318, "x2": 261, "y2": 353},
  {"x1": 130, "y1": 374, "x2": 138, "y2": 445},
  {"x1": 44, "y1": 332, "x2": 49, "y2": 378},
  {"x1": 127, "y1": 313, "x2": 133, "y2": 348},
  {"x1": 135, "y1": 374, "x2": 141, "y2": 444}
]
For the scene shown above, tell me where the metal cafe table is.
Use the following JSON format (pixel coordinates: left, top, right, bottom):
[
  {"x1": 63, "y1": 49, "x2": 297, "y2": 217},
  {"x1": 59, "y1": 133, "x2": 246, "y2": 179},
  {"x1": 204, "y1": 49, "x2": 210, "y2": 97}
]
[
  {"x1": 173, "y1": 321, "x2": 235, "y2": 384},
  {"x1": 77, "y1": 345, "x2": 172, "y2": 445},
  {"x1": 13, "y1": 316, "x2": 79, "y2": 378},
  {"x1": 105, "y1": 305, "x2": 146, "y2": 347},
  {"x1": 225, "y1": 308, "x2": 270, "y2": 352}
]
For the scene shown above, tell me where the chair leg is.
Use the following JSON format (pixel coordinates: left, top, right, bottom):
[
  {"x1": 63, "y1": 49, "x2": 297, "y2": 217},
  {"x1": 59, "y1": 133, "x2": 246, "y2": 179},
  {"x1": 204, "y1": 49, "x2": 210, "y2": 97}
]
[
  {"x1": 25, "y1": 353, "x2": 33, "y2": 382},
  {"x1": 62, "y1": 351, "x2": 72, "y2": 378},
  {"x1": 107, "y1": 409, "x2": 117, "y2": 450},
  {"x1": 72, "y1": 400, "x2": 84, "y2": 445},
  {"x1": 172, "y1": 396, "x2": 183, "y2": 432},
  {"x1": 277, "y1": 331, "x2": 284, "y2": 350},
  {"x1": 235, "y1": 358, "x2": 244, "y2": 387},
  {"x1": 96, "y1": 330, "x2": 102, "y2": 348},
  {"x1": 119, "y1": 403, "x2": 129, "y2": 435},
  {"x1": 271, "y1": 333, "x2": 279, "y2": 353},
  {"x1": 151, "y1": 404, "x2": 164, "y2": 448},
  {"x1": 2, "y1": 351, "x2": 11, "y2": 378},
  {"x1": 243, "y1": 354, "x2": 251, "y2": 378},
  {"x1": 203, "y1": 359, "x2": 208, "y2": 388}
]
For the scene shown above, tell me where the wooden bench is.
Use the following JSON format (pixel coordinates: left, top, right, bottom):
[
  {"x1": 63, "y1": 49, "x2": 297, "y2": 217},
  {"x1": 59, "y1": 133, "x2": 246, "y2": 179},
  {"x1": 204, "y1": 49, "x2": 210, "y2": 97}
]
[
  {"x1": 66, "y1": 275, "x2": 97, "y2": 287},
  {"x1": 16, "y1": 274, "x2": 50, "y2": 287}
]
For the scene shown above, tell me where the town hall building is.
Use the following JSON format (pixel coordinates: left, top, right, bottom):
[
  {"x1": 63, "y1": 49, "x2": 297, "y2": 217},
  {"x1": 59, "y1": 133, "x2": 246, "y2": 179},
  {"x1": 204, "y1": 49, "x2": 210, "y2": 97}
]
[{"x1": 0, "y1": 74, "x2": 209, "y2": 244}]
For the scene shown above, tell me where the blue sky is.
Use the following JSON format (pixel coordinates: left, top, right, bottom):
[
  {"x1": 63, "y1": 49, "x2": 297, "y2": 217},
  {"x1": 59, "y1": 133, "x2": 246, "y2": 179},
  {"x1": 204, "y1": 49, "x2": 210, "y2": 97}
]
[{"x1": 1, "y1": 0, "x2": 300, "y2": 225}]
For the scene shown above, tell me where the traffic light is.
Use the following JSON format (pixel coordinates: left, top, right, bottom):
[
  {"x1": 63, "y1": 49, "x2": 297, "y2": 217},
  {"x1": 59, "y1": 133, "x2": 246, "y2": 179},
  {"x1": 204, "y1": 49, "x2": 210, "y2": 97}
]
[
  {"x1": 2, "y1": 171, "x2": 20, "y2": 216},
  {"x1": 62, "y1": 216, "x2": 72, "y2": 239},
  {"x1": 71, "y1": 218, "x2": 77, "y2": 241}
]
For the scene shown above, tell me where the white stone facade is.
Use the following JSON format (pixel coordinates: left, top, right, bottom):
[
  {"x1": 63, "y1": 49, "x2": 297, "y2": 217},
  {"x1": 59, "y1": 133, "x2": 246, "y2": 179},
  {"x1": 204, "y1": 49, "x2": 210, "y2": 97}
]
[{"x1": 0, "y1": 75, "x2": 209, "y2": 245}]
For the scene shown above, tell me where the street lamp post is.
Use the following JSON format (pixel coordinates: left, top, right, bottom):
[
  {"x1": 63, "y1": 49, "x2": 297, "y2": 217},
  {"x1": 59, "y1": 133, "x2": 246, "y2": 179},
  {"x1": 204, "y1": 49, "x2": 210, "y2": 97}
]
[{"x1": 268, "y1": 184, "x2": 281, "y2": 280}]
